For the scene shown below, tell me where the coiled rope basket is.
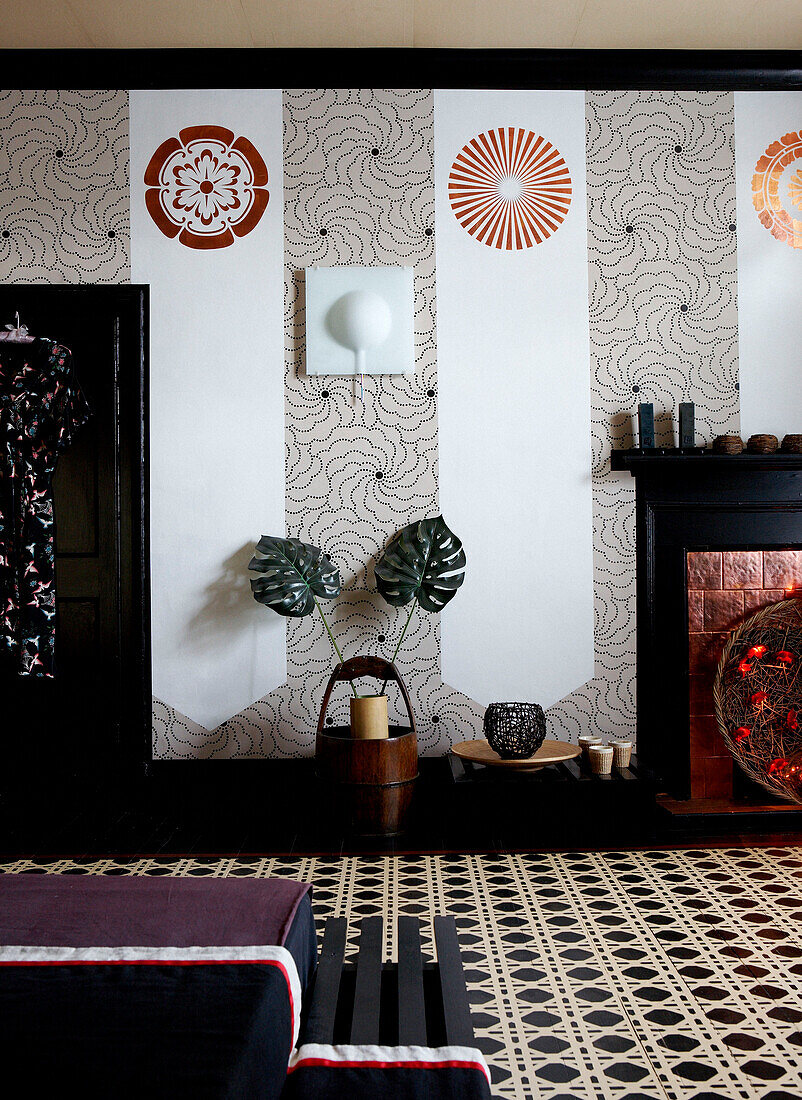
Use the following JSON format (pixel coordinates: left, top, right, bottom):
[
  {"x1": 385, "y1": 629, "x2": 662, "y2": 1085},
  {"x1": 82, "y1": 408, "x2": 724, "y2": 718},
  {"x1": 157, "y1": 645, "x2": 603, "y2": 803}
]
[{"x1": 713, "y1": 596, "x2": 802, "y2": 804}]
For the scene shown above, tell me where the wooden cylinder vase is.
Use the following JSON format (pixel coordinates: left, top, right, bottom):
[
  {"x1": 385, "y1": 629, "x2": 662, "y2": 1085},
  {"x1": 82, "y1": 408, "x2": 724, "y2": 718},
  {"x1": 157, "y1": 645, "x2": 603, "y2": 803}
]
[{"x1": 350, "y1": 694, "x2": 389, "y2": 740}]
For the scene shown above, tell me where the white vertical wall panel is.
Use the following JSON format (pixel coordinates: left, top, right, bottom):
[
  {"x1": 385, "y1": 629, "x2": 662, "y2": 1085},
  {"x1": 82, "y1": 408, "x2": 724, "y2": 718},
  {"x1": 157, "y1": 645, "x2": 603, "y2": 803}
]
[
  {"x1": 735, "y1": 92, "x2": 802, "y2": 440},
  {"x1": 130, "y1": 90, "x2": 285, "y2": 730},
  {"x1": 435, "y1": 90, "x2": 594, "y2": 708}
]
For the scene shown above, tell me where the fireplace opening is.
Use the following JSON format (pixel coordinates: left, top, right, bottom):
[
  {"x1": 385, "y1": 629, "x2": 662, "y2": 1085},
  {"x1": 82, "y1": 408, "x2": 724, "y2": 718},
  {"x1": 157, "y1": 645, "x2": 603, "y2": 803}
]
[{"x1": 687, "y1": 549, "x2": 801, "y2": 802}]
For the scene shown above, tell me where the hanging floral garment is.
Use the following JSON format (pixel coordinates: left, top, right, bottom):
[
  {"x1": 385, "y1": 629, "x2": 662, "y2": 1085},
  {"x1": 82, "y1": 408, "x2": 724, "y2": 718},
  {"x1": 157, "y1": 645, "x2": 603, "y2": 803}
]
[{"x1": 0, "y1": 338, "x2": 90, "y2": 677}]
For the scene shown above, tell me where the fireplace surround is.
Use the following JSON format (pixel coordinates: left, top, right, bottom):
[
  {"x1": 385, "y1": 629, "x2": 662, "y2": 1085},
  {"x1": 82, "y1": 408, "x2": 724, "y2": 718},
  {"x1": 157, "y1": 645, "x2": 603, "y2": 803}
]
[{"x1": 612, "y1": 450, "x2": 802, "y2": 806}]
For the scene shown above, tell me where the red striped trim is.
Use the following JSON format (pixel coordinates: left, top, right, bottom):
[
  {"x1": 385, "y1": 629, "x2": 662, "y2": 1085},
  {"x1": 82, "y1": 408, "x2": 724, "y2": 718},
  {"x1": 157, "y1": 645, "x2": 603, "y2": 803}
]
[{"x1": 287, "y1": 1057, "x2": 487, "y2": 1076}]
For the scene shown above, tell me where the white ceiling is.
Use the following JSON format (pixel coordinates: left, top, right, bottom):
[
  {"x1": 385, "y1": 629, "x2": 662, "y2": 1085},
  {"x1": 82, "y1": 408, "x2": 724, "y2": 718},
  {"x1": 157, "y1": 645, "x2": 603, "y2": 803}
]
[{"x1": 1, "y1": 0, "x2": 801, "y2": 50}]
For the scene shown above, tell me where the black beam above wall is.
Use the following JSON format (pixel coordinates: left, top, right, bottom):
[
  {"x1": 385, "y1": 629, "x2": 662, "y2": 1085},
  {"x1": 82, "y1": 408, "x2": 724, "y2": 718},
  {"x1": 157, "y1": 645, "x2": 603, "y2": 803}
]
[{"x1": 0, "y1": 48, "x2": 801, "y2": 91}]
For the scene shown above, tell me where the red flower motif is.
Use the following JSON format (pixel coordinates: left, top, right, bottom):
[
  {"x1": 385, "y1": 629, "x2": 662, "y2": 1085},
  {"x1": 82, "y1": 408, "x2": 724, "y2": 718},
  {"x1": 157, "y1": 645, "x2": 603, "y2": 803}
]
[
  {"x1": 768, "y1": 758, "x2": 789, "y2": 775},
  {"x1": 734, "y1": 726, "x2": 751, "y2": 743},
  {"x1": 738, "y1": 659, "x2": 752, "y2": 678},
  {"x1": 144, "y1": 126, "x2": 269, "y2": 250},
  {"x1": 776, "y1": 650, "x2": 795, "y2": 664},
  {"x1": 787, "y1": 709, "x2": 799, "y2": 730},
  {"x1": 751, "y1": 691, "x2": 769, "y2": 708},
  {"x1": 747, "y1": 645, "x2": 767, "y2": 659}
]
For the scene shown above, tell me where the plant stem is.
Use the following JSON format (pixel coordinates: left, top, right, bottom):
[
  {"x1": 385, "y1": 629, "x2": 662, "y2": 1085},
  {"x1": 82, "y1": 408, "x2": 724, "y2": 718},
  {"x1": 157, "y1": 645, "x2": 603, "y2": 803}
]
[
  {"x1": 314, "y1": 597, "x2": 358, "y2": 697},
  {"x1": 381, "y1": 598, "x2": 417, "y2": 694}
]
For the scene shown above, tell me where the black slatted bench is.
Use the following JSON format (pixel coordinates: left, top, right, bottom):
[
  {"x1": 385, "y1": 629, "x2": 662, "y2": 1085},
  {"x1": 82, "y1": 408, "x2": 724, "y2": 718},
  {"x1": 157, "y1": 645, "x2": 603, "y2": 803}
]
[{"x1": 284, "y1": 915, "x2": 492, "y2": 1099}]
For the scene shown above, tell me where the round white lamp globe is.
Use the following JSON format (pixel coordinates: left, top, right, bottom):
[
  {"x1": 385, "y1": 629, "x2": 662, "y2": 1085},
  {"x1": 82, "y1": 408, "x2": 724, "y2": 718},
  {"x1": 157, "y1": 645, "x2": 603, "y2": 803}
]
[{"x1": 328, "y1": 289, "x2": 393, "y2": 374}]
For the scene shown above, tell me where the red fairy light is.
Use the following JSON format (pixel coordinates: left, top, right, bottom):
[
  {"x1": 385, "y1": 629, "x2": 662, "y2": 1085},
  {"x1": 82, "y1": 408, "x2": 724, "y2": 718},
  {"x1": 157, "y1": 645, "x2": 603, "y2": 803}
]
[
  {"x1": 768, "y1": 758, "x2": 789, "y2": 775},
  {"x1": 751, "y1": 691, "x2": 769, "y2": 708},
  {"x1": 787, "y1": 709, "x2": 799, "y2": 730},
  {"x1": 776, "y1": 650, "x2": 795, "y2": 664},
  {"x1": 747, "y1": 645, "x2": 767, "y2": 659},
  {"x1": 734, "y1": 726, "x2": 751, "y2": 743},
  {"x1": 738, "y1": 660, "x2": 752, "y2": 677}
]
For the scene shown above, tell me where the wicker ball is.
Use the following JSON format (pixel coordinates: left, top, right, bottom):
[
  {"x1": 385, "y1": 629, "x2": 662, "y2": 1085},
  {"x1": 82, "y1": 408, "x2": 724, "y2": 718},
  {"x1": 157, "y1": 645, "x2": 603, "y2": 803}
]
[
  {"x1": 781, "y1": 434, "x2": 802, "y2": 454},
  {"x1": 714, "y1": 597, "x2": 802, "y2": 804},
  {"x1": 483, "y1": 702, "x2": 546, "y2": 760},
  {"x1": 712, "y1": 434, "x2": 744, "y2": 455},
  {"x1": 746, "y1": 433, "x2": 779, "y2": 454}
]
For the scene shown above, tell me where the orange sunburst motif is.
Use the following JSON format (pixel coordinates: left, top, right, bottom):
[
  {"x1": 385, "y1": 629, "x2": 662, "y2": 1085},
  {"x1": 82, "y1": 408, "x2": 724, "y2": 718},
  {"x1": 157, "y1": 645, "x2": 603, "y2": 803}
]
[
  {"x1": 448, "y1": 128, "x2": 572, "y2": 249},
  {"x1": 752, "y1": 131, "x2": 802, "y2": 248}
]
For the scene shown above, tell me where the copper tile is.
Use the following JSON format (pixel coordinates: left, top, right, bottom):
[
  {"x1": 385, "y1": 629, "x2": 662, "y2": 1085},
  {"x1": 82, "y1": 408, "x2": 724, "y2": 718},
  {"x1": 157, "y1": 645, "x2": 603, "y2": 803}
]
[
  {"x1": 763, "y1": 550, "x2": 802, "y2": 590},
  {"x1": 689, "y1": 632, "x2": 728, "y2": 674},
  {"x1": 689, "y1": 673, "x2": 714, "y2": 716},
  {"x1": 687, "y1": 552, "x2": 722, "y2": 591},
  {"x1": 722, "y1": 551, "x2": 763, "y2": 590},
  {"x1": 704, "y1": 590, "x2": 745, "y2": 632},
  {"x1": 691, "y1": 714, "x2": 724, "y2": 755},
  {"x1": 704, "y1": 756, "x2": 734, "y2": 799},
  {"x1": 690, "y1": 753, "x2": 706, "y2": 798},
  {"x1": 688, "y1": 590, "x2": 705, "y2": 632},
  {"x1": 744, "y1": 589, "x2": 786, "y2": 615}
]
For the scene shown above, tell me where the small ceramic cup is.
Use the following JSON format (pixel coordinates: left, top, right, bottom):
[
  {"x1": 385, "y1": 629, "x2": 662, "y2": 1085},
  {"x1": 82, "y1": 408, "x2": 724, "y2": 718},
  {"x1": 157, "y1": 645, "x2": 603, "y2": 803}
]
[
  {"x1": 609, "y1": 739, "x2": 632, "y2": 768},
  {"x1": 579, "y1": 736, "x2": 603, "y2": 758},
  {"x1": 588, "y1": 745, "x2": 614, "y2": 775}
]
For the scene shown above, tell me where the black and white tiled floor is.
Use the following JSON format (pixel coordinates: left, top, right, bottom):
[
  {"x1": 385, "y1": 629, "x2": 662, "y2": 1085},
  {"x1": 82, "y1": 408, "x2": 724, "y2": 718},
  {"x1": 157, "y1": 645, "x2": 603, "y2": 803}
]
[{"x1": 2, "y1": 848, "x2": 802, "y2": 1099}]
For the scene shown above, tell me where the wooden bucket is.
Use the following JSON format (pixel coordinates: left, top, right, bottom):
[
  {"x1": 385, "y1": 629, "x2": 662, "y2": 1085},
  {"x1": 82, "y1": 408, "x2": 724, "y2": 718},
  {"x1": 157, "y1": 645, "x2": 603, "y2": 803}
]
[{"x1": 316, "y1": 657, "x2": 418, "y2": 836}]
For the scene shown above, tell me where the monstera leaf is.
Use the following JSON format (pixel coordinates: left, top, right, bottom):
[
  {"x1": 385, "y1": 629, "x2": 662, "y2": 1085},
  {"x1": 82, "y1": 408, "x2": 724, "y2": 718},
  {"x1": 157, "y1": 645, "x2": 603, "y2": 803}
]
[
  {"x1": 375, "y1": 515, "x2": 466, "y2": 613},
  {"x1": 249, "y1": 536, "x2": 341, "y2": 618}
]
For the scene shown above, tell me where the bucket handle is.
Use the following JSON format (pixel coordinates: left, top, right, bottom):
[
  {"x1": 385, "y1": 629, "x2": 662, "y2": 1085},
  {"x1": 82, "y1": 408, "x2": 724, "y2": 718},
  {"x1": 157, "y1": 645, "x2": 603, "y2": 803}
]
[{"x1": 317, "y1": 656, "x2": 417, "y2": 734}]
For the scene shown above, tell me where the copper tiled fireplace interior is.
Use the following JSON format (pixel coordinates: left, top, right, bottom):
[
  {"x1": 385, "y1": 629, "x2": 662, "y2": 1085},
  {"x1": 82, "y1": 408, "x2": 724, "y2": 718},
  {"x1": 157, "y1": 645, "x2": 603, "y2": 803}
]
[{"x1": 687, "y1": 549, "x2": 801, "y2": 799}]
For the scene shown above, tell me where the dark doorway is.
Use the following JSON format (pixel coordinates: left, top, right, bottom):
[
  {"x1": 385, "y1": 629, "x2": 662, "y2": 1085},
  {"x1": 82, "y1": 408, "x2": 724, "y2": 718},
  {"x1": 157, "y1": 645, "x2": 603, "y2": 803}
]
[{"x1": 0, "y1": 285, "x2": 150, "y2": 784}]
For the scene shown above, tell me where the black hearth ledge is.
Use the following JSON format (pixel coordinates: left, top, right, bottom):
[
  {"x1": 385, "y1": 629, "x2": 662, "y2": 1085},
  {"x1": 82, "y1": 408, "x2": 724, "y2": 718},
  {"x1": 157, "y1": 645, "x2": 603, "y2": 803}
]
[{"x1": 611, "y1": 449, "x2": 802, "y2": 474}]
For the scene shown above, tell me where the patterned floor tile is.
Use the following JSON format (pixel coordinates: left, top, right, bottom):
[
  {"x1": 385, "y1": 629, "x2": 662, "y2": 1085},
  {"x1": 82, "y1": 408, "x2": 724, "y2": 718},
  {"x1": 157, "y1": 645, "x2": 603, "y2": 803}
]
[{"x1": 2, "y1": 847, "x2": 801, "y2": 1100}]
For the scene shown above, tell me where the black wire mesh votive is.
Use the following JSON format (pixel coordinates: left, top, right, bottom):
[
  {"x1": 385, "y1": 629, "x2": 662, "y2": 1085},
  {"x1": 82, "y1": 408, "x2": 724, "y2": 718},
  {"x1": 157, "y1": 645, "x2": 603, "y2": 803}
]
[{"x1": 483, "y1": 702, "x2": 546, "y2": 759}]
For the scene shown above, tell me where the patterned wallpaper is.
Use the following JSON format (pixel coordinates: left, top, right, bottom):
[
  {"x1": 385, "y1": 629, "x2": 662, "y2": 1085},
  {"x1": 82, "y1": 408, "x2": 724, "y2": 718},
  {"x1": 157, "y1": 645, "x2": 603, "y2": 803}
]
[
  {"x1": 0, "y1": 91, "x2": 129, "y2": 283},
  {"x1": 0, "y1": 87, "x2": 742, "y2": 758},
  {"x1": 547, "y1": 91, "x2": 740, "y2": 744},
  {"x1": 156, "y1": 89, "x2": 485, "y2": 757}
]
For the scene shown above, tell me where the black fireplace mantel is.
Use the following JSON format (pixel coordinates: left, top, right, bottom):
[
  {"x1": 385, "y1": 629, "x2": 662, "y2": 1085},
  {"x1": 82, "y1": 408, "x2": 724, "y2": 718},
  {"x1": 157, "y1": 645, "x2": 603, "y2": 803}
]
[
  {"x1": 617, "y1": 449, "x2": 802, "y2": 799},
  {"x1": 612, "y1": 449, "x2": 802, "y2": 475}
]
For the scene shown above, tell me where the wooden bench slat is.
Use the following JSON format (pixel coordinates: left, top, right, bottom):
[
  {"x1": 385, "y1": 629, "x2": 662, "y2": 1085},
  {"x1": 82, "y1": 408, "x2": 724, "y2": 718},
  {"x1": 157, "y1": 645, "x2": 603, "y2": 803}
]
[
  {"x1": 397, "y1": 915, "x2": 427, "y2": 1046},
  {"x1": 304, "y1": 916, "x2": 347, "y2": 1045},
  {"x1": 434, "y1": 915, "x2": 474, "y2": 1048},
  {"x1": 350, "y1": 915, "x2": 383, "y2": 1045}
]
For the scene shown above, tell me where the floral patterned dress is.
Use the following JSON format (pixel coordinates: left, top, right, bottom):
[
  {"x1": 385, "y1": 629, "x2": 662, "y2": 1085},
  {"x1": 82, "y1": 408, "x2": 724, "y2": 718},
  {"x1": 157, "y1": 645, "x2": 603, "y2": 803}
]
[{"x1": 0, "y1": 338, "x2": 90, "y2": 677}]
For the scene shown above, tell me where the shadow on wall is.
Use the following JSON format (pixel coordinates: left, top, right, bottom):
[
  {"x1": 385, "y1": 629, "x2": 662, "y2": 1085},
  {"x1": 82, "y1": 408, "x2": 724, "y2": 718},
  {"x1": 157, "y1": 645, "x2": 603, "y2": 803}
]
[
  {"x1": 610, "y1": 411, "x2": 636, "y2": 450},
  {"x1": 188, "y1": 542, "x2": 268, "y2": 651}
]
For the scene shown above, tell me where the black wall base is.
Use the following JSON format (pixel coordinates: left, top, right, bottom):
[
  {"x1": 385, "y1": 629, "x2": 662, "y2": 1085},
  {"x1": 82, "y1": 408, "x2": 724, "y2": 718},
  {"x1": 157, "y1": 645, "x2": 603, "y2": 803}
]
[{"x1": 2, "y1": 758, "x2": 801, "y2": 859}]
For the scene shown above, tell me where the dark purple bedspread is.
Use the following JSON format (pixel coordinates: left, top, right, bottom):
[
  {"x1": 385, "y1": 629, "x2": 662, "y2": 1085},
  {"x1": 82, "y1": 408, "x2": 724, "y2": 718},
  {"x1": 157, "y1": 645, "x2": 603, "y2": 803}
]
[
  {"x1": 0, "y1": 874, "x2": 316, "y2": 1099},
  {"x1": 0, "y1": 874, "x2": 309, "y2": 949}
]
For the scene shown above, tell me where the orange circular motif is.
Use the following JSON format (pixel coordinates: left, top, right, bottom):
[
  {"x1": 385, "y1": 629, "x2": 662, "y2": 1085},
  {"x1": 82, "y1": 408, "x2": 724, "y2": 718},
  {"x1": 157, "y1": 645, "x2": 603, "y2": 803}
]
[
  {"x1": 144, "y1": 125, "x2": 269, "y2": 250},
  {"x1": 752, "y1": 131, "x2": 802, "y2": 249},
  {"x1": 449, "y1": 128, "x2": 572, "y2": 250}
]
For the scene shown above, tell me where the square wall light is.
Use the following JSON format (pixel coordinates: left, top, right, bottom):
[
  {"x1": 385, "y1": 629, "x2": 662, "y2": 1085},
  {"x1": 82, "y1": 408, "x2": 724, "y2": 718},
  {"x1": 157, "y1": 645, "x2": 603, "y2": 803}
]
[{"x1": 304, "y1": 265, "x2": 414, "y2": 376}]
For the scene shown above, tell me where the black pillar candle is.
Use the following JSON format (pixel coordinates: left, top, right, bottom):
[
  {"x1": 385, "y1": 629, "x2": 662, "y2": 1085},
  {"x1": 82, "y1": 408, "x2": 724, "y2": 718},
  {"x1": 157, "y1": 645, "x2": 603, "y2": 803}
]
[
  {"x1": 638, "y1": 403, "x2": 655, "y2": 449},
  {"x1": 679, "y1": 402, "x2": 695, "y2": 448}
]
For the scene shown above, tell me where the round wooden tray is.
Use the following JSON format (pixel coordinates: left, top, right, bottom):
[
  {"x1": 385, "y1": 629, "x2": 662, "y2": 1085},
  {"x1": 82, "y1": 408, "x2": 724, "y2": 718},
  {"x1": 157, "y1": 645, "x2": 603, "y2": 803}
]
[{"x1": 451, "y1": 738, "x2": 581, "y2": 771}]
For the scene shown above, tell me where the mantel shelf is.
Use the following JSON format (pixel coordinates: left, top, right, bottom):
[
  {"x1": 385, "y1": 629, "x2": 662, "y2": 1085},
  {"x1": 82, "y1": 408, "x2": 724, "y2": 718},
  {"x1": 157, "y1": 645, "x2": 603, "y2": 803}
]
[{"x1": 611, "y1": 449, "x2": 802, "y2": 475}]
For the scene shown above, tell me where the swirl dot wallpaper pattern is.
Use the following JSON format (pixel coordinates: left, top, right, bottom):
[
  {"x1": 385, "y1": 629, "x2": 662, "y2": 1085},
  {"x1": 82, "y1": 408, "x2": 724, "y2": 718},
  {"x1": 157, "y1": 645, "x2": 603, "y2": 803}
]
[
  {"x1": 156, "y1": 89, "x2": 486, "y2": 757},
  {"x1": 0, "y1": 87, "x2": 747, "y2": 759},
  {"x1": 545, "y1": 91, "x2": 740, "y2": 747},
  {"x1": 0, "y1": 90, "x2": 129, "y2": 283}
]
